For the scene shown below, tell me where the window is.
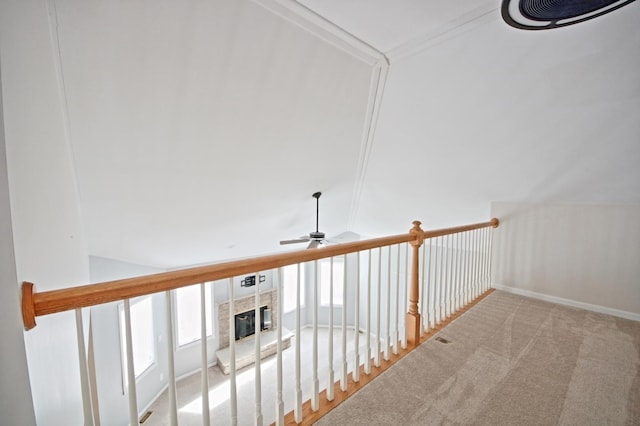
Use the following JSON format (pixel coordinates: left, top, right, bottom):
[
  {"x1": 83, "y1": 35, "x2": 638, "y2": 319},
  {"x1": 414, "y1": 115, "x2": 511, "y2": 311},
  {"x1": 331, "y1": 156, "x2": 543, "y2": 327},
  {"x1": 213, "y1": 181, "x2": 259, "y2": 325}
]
[
  {"x1": 119, "y1": 296, "x2": 155, "y2": 390},
  {"x1": 283, "y1": 263, "x2": 305, "y2": 313},
  {"x1": 320, "y1": 258, "x2": 344, "y2": 306},
  {"x1": 175, "y1": 282, "x2": 213, "y2": 347}
]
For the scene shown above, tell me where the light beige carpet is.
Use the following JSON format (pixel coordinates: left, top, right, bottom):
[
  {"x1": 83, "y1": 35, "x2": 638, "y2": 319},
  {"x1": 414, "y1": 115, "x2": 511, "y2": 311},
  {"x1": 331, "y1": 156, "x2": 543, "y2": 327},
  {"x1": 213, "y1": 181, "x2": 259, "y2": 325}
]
[{"x1": 317, "y1": 291, "x2": 640, "y2": 426}]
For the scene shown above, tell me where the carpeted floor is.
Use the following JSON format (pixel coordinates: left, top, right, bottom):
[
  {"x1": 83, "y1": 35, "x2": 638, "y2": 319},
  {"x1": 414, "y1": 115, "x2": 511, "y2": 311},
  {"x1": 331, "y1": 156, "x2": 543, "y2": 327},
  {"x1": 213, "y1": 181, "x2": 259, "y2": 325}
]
[{"x1": 317, "y1": 291, "x2": 640, "y2": 426}]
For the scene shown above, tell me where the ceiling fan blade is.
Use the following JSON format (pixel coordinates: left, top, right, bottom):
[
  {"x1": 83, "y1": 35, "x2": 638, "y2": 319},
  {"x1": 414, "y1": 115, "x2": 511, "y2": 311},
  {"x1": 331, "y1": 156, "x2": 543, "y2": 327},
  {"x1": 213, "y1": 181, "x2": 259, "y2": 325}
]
[
  {"x1": 307, "y1": 240, "x2": 321, "y2": 249},
  {"x1": 280, "y1": 238, "x2": 309, "y2": 245}
]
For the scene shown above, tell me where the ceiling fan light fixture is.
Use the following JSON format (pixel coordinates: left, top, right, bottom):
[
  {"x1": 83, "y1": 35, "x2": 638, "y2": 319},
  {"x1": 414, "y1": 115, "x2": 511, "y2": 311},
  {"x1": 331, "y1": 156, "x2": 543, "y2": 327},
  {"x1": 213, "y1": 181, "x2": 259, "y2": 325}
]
[
  {"x1": 280, "y1": 191, "x2": 330, "y2": 249},
  {"x1": 501, "y1": 0, "x2": 636, "y2": 30}
]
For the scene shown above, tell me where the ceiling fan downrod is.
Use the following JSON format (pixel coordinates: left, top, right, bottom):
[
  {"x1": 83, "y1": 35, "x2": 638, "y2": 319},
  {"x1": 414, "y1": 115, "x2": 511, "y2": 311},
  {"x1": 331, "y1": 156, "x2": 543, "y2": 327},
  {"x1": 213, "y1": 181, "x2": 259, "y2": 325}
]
[{"x1": 311, "y1": 191, "x2": 324, "y2": 239}]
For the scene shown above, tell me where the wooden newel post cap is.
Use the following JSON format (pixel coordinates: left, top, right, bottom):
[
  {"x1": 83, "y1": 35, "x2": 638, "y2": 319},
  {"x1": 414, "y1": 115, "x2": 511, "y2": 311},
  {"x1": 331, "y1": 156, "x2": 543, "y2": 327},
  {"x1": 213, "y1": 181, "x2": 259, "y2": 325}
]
[
  {"x1": 409, "y1": 220, "x2": 424, "y2": 247},
  {"x1": 21, "y1": 282, "x2": 37, "y2": 330}
]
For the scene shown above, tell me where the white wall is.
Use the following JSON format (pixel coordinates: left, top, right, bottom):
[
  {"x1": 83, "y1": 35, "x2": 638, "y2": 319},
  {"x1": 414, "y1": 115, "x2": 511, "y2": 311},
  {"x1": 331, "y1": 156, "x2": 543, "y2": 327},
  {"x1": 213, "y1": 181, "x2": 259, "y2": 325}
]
[
  {"x1": 492, "y1": 202, "x2": 640, "y2": 318},
  {"x1": 0, "y1": 1, "x2": 92, "y2": 424},
  {"x1": 0, "y1": 65, "x2": 37, "y2": 425},
  {"x1": 354, "y1": 8, "x2": 640, "y2": 237},
  {"x1": 50, "y1": 0, "x2": 373, "y2": 268}
]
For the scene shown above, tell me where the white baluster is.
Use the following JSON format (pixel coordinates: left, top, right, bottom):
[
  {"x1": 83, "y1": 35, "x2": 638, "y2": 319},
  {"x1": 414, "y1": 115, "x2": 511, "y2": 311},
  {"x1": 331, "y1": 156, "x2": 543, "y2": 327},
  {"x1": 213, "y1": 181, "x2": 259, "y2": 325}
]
[
  {"x1": 228, "y1": 279, "x2": 238, "y2": 426},
  {"x1": 460, "y1": 233, "x2": 465, "y2": 309},
  {"x1": 471, "y1": 229, "x2": 478, "y2": 300},
  {"x1": 468, "y1": 230, "x2": 473, "y2": 299},
  {"x1": 353, "y1": 253, "x2": 361, "y2": 382},
  {"x1": 433, "y1": 237, "x2": 442, "y2": 325},
  {"x1": 444, "y1": 236, "x2": 449, "y2": 318},
  {"x1": 476, "y1": 229, "x2": 483, "y2": 294},
  {"x1": 402, "y1": 243, "x2": 408, "y2": 350},
  {"x1": 123, "y1": 299, "x2": 138, "y2": 426},
  {"x1": 275, "y1": 271, "x2": 284, "y2": 426},
  {"x1": 440, "y1": 236, "x2": 447, "y2": 323},
  {"x1": 420, "y1": 242, "x2": 427, "y2": 335},
  {"x1": 200, "y1": 284, "x2": 210, "y2": 426},
  {"x1": 448, "y1": 236, "x2": 453, "y2": 314},
  {"x1": 312, "y1": 261, "x2": 319, "y2": 411},
  {"x1": 445, "y1": 234, "x2": 452, "y2": 318},
  {"x1": 476, "y1": 229, "x2": 482, "y2": 298},
  {"x1": 426, "y1": 239, "x2": 434, "y2": 330},
  {"x1": 450, "y1": 235, "x2": 456, "y2": 315},
  {"x1": 327, "y1": 257, "x2": 335, "y2": 401},
  {"x1": 465, "y1": 232, "x2": 470, "y2": 302},
  {"x1": 464, "y1": 231, "x2": 471, "y2": 306},
  {"x1": 479, "y1": 228, "x2": 486, "y2": 293},
  {"x1": 432, "y1": 240, "x2": 438, "y2": 326},
  {"x1": 485, "y1": 227, "x2": 491, "y2": 292},
  {"x1": 468, "y1": 230, "x2": 474, "y2": 301},
  {"x1": 485, "y1": 228, "x2": 490, "y2": 291},
  {"x1": 365, "y1": 249, "x2": 372, "y2": 375},
  {"x1": 385, "y1": 247, "x2": 391, "y2": 361},
  {"x1": 465, "y1": 230, "x2": 471, "y2": 305},
  {"x1": 254, "y1": 274, "x2": 263, "y2": 426},
  {"x1": 488, "y1": 227, "x2": 495, "y2": 292},
  {"x1": 393, "y1": 245, "x2": 400, "y2": 355},
  {"x1": 295, "y1": 265, "x2": 302, "y2": 423},
  {"x1": 453, "y1": 232, "x2": 462, "y2": 312},
  {"x1": 164, "y1": 292, "x2": 178, "y2": 426},
  {"x1": 442, "y1": 236, "x2": 448, "y2": 319},
  {"x1": 75, "y1": 308, "x2": 95, "y2": 426},
  {"x1": 341, "y1": 254, "x2": 348, "y2": 391},
  {"x1": 375, "y1": 248, "x2": 381, "y2": 367}
]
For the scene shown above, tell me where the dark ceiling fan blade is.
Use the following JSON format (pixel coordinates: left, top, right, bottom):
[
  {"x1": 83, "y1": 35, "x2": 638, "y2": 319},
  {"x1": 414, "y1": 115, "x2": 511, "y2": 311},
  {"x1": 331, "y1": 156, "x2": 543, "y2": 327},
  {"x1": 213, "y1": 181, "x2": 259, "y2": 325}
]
[{"x1": 280, "y1": 238, "x2": 310, "y2": 245}]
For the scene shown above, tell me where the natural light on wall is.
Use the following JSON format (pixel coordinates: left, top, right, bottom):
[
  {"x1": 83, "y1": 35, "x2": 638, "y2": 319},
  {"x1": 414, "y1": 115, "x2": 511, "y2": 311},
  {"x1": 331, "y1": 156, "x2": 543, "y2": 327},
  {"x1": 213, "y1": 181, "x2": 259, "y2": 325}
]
[
  {"x1": 175, "y1": 282, "x2": 213, "y2": 347},
  {"x1": 118, "y1": 296, "x2": 155, "y2": 391}
]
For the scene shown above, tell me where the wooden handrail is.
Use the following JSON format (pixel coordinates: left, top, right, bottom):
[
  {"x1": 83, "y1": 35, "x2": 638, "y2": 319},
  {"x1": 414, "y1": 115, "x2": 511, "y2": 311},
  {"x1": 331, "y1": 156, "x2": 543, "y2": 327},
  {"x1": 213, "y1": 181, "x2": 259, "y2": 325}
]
[
  {"x1": 423, "y1": 217, "x2": 499, "y2": 238},
  {"x1": 21, "y1": 218, "x2": 499, "y2": 330}
]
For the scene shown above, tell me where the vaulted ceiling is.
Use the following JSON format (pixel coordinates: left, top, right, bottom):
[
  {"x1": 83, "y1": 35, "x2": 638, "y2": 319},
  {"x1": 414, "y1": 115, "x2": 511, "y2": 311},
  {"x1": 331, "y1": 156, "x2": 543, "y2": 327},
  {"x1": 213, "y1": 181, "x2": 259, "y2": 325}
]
[{"x1": 14, "y1": 0, "x2": 640, "y2": 268}]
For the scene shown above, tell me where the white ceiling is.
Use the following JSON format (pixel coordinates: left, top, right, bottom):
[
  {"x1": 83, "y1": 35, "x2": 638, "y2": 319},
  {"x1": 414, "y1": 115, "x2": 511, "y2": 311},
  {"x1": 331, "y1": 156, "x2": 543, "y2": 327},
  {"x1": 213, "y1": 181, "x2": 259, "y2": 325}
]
[
  {"x1": 299, "y1": 0, "x2": 499, "y2": 52},
  {"x1": 46, "y1": 0, "x2": 640, "y2": 267}
]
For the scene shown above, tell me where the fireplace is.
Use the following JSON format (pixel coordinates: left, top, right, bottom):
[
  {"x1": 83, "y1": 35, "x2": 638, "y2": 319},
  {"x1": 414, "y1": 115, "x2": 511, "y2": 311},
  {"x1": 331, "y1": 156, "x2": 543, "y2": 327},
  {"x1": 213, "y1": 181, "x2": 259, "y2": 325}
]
[
  {"x1": 217, "y1": 288, "x2": 278, "y2": 349},
  {"x1": 215, "y1": 289, "x2": 292, "y2": 374},
  {"x1": 234, "y1": 306, "x2": 272, "y2": 340}
]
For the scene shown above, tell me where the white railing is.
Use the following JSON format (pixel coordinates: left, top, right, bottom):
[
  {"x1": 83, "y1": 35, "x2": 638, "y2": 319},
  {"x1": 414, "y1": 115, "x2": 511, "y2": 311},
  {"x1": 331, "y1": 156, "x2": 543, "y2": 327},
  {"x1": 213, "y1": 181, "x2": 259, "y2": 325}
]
[{"x1": 21, "y1": 219, "x2": 498, "y2": 425}]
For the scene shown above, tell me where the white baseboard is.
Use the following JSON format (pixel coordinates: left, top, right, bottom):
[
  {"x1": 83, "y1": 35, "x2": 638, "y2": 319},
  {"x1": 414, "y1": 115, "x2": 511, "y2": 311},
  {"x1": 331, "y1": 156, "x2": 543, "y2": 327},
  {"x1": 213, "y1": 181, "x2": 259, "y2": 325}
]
[{"x1": 492, "y1": 284, "x2": 640, "y2": 322}]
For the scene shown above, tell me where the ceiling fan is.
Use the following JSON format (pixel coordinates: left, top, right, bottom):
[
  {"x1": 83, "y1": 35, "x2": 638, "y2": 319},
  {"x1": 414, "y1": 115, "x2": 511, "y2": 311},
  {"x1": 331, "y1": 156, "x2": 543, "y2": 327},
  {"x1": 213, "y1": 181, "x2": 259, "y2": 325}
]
[{"x1": 280, "y1": 191, "x2": 329, "y2": 249}]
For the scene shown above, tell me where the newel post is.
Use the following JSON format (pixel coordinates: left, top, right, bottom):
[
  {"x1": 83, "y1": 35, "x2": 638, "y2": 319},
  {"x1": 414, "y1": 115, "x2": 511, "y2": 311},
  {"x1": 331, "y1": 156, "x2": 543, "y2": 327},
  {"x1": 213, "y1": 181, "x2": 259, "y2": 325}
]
[{"x1": 406, "y1": 221, "x2": 424, "y2": 347}]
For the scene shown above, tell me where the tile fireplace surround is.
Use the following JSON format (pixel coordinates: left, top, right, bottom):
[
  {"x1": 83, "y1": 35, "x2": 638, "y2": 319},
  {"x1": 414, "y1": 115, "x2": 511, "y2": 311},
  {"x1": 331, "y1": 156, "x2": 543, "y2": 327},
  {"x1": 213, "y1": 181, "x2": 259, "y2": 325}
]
[{"x1": 216, "y1": 288, "x2": 279, "y2": 350}]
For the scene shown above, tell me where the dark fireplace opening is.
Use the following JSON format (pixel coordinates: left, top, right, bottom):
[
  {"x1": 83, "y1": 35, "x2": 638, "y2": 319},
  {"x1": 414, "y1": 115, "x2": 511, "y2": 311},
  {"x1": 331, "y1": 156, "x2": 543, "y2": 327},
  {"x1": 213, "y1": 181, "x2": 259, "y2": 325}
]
[{"x1": 234, "y1": 306, "x2": 271, "y2": 340}]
